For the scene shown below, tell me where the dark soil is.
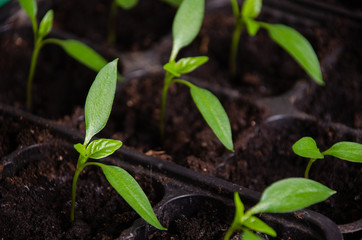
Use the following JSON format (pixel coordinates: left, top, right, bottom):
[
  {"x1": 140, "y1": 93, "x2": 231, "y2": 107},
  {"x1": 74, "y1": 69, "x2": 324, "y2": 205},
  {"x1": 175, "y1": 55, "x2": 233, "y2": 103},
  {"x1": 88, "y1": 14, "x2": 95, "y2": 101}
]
[
  {"x1": 0, "y1": 142, "x2": 163, "y2": 240},
  {"x1": 44, "y1": 0, "x2": 176, "y2": 51},
  {"x1": 0, "y1": 27, "x2": 101, "y2": 119}
]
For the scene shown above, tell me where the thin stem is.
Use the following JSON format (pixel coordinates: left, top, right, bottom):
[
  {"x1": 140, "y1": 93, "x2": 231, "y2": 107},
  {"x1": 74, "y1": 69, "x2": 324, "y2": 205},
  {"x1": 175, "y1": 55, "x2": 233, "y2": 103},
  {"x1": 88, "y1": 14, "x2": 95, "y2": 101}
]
[
  {"x1": 70, "y1": 157, "x2": 86, "y2": 222},
  {"x1": 160, "y1": 72, "x2": 174, "y2": 140},
  {"x1": 229, "y1": 17, "x2": 244, "y2": 78},
  {"x1": 229, "y1": 0, "x2": 240, "y2": 19},
  {"x1": 107, "y1": 0, "x2": 118, "y2": 44},
  {"x1": 304, "y1": 158, "x2": 316, "y2": 179},
  {"x1": 26, "y1": 39, "x2": 43, "y2": 110}
]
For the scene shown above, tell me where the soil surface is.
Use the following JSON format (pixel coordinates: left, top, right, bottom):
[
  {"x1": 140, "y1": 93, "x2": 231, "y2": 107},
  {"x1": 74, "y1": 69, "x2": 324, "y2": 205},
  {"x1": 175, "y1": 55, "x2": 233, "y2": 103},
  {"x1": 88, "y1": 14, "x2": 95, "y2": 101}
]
[
  {"x1": 45, "y1": 0, "x2": 176, "y2": 51},
  {"x1": 0, "y1": 142, "x2": 163, "y2": 240}
]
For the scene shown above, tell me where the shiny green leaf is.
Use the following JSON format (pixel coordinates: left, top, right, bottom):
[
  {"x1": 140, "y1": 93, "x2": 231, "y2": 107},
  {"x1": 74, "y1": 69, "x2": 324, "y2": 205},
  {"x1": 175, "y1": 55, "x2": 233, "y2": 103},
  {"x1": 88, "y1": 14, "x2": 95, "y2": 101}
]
[
  {"x1": 164, "y1": 56, "x2": 208, "y2": 77},
  {"x1": 171, "y1": 0, "x2": 204, "y2": 60},
  {"x1": 189, "y1": 84, "x2": 234, "y2": 152},
  {"x1": 84, "y1": 59, "x2": 118, "y2": 144},
  {"x1": 292, "y1": 137, "x2": 324, "y2": 159},
  {"x1": 57, "y1": 39, "x2": 108, "y2": 73},
  {"x1": 19, "y1": 0, "x2": 37, "y2": 20},
  {"x1": 242, "y1": 0, "x2": 262, "y2": 19},
  {"x1": 74, "y1": 143, "x2": 87, "y2": 157},
  {"x1": 323, "y1": 142, "x2": 362, "y2": 163},
  {"x1": 249, "y1": 178, "x2": 336, "y2": 215},
  {"x1": 261, "y1": 23, "x2": 324, "y2": 85},
  {"x1": 242, "y1": 230, "x2": 264, "y2": 240},
  {"x1": 38, "y1": 10, "x2": 53, "y2": 40},
  {"x1": 100, "y1": 164, "x2": 166, "y2": 230},
  {"x1": 244, "y1": 18, "x2": 260, "y2": 36},
  {"x1": 115, "y1": 0, "x2": 138, "y2": 9},
  {"x1": 243, "y1": 216, "x2": 276, "y2": 237},
  {"x1": 87, "y1": 138, "x2": 122, "y2": 159}
]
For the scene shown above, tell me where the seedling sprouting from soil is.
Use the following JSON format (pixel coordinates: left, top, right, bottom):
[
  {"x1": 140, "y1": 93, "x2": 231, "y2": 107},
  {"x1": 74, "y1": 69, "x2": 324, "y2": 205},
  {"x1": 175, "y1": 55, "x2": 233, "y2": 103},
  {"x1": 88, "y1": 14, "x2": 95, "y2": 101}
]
[
  {"x1": 71, "y1": 59, "x2": 165, "y2": 231},
  {"x1": 228, "y1": 0, "x2": 324, "y2": 85},
  {"x1": 224, "y1": 178, "x2": 336, "y2": 240},
  {"x1": 292, "y1": 136, "x2": 362, "y2": 179},
  {"x1": 161, "y1": 0, "x2": 234, "y2": 152},
  {"x1": 107, "y1": 0, "x2": 138, "y2": 44},
  {"x1": 18, "y1": 0, "x2": 111, "y2": 109}
]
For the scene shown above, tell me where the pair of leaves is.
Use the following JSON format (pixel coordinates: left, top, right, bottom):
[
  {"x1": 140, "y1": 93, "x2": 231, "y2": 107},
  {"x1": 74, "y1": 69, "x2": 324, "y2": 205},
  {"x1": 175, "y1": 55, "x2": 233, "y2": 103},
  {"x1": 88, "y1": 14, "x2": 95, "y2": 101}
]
[
  {"x1": 226, "y1": 178, "x2": 335, "y2": 240},
  {"x1": 238, "y1": 0, "x2": 324, "y2": 85},
  {"x1": 74, "y1": 138, "x2": 122, "y2": 162},
  {"x1": 163, "y1": 56, "x2": 208, "y2": 77},
  {"x1": 293, "y1": 137, "x2": 362, "y2": 163},
  {"x1": 170, "y1": 0, "x2": 204, "y2": 60}
]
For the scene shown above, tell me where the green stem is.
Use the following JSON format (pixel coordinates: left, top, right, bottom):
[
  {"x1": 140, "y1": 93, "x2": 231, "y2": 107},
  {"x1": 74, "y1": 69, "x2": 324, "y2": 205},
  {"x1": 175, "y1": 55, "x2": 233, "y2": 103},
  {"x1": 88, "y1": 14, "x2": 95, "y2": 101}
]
[
  {"x1": 70, "y1": 157, "x2": 86, "y2": 222},
  {"x1": 304, "y1": 158, "x2": 316, "y2": 179},
  {"x1": 229, "y1": 17, "x2": 244, "y2": 78},
  {"x1": 107, "y1": 0, "x2": 118, "y2": 44},
  {"x1": 160, "y1": 72, "x2": 174, "y2": 140},
  {"x1": 229, "y1": 0, "x2": 240, "y2": 19},
  {"x1": 26, "y1": 39, "x2": 43, "y2": 110}
]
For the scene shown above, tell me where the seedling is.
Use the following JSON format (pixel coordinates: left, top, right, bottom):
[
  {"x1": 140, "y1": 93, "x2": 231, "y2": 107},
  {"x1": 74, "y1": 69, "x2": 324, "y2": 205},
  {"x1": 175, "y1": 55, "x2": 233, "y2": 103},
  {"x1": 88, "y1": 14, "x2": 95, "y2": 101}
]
[
  {"x1": 71, "y1": 59, "x2": 165, "y2": 231},
  {"x1": 18, "y1": 0, "x2": 111, "y2": 109},
  {"x1": 161, "y1": 0, "x2": 234, "y2": 152},
  {"x1": 107, "y1": 0, "x2": 138, "y2": 44},
  {"x1": 224, "y1": 178, "x2": 336, "y2": 240},
  {"x1": 292, "y1": 136, "x2": 362, "y2": 179},
  {"x1": 228, "y1": 0, "x2": 324, "y2": 85}
]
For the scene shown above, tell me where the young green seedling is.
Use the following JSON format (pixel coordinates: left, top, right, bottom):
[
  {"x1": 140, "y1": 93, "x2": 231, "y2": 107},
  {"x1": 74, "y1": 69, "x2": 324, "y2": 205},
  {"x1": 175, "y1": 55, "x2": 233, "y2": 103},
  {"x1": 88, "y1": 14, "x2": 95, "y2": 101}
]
[
  {"x1": 71, "y1": 59, "x2": 165, "y2": 231},
  {"x1": 228, "y1": 0, "x2": 324, "y2": 85},
  {"x1": 224, "y1": 178, "x2": 336, "y2": 240},
  {"x1": 292, "y1": 136, "x2": 362, "y2": 179},
  {"x1": 161, "y1": 0, "x2": 234, "y2": 152},
  {"x1": 107, "y1": 0, "x2": 138, "y2": 44},
  {"x1": 18, "y1": 0, "x2": 112, "y2": 109}
]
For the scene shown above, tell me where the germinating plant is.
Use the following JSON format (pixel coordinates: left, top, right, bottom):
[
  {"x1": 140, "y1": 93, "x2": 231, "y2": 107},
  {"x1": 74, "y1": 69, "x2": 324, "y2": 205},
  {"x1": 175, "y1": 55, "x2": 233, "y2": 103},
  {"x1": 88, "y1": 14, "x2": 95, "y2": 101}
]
[
  {"x1": 228, "y1": 0, "x2": 324, "y2": 85},
  {"x1": 224, "y1": 178, "x2": 336, "y2": 240},
  {"x1": 161, "y1": 0, "x2": 234, "y2": 152},
  {"x1": 107, "y1": 0, "x2": 138, "y2": 44},
  {"x1": 18, "y1": 0, "x2": 110, "y2": 109},
  {"x1": 292, "y1": 136, "x2": 362, "y2": 179},
  {"x1": 71, "y1": 59, "x2": 165, "y2": 231}
]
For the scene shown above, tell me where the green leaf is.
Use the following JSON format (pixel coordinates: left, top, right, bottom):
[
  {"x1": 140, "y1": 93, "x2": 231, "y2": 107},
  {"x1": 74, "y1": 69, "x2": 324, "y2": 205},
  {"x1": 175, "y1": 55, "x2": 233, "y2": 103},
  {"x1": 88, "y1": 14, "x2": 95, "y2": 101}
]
[
  {"x1": 244, "y1": 18, "x2": 260, "y2": 36},
  {"x1": 242, "y1": 230, "x2": 264, "y2": 240},
  {"x1": 19, "y1": 0, "x2": 37, "y2": 20},
  {"x1": 38, "y1": 10, "x2": 53, "y2": 40},
  {"x1": 323, "y1": 142, "x2": 362, "y2": 163},
  {"x1": 189, "y1": 85, "x2": 234, "y2": 152},
  {"x1": 115, "y1": 0, "x2": 138, "y2": 9},
  {"x1": 243, "y1": 216, "x2": 276, "y2": 237},
  {"x1": 241, "y1": 0, "x2": 262, "y2": 19},
  {"x1": 164, "y1": 56, "x2": 209, "y2": 77},
  {"x1": 87, "y1": 138, "x2": 122, "y2": 159},
  {"x1": 249, "y1": 178, "x2": 336, "y2": 215},
  {"x1": 261, "y1": 23, "x2": 324, "y2": 85},
  {"x1": 57, "y1": 39, "x2": 108, "y2": 73},
  {"x1": 292, "y1": 137, "x2": 324, "y2": 159},
  {"x1": 74, "y1": 143, "x2": 87, "y2": 157},
  {"x1": 84, "y1": 59, "x2": 118, "y2": 144},
  {"x1": 171, "y1": 0, "x2": 205, "y2": 60},
  {"x1": 100, "y1": 164, "x2": 166, "y2": 230}
]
